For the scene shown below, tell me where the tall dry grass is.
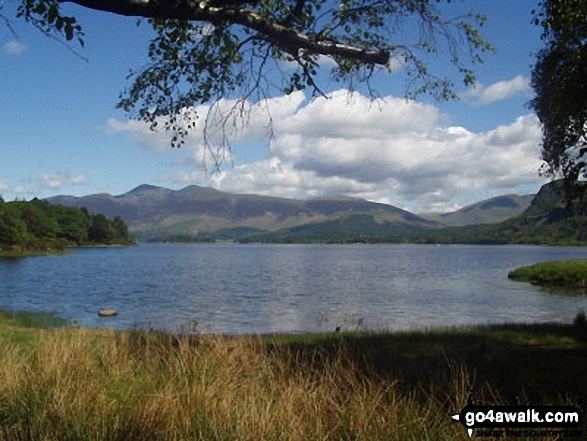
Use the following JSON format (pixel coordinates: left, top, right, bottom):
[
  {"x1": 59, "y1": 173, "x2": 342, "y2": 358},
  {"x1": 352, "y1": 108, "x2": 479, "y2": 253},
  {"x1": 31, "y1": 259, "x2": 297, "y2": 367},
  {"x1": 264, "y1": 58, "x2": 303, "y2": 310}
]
[{"x1": 0, "y1": 328, "x2": 473, "y2": 440}]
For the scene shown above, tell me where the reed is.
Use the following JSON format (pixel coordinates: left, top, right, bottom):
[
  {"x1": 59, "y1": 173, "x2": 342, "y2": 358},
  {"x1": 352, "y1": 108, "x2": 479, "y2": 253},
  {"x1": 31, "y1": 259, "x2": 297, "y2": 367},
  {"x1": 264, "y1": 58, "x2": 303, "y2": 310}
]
[
  {"x1": 2, "y1": 312, "x2": 585, "y2": 441},
  {"x1": 0, "y1": 328, "x2": 471, "y2": 441}
]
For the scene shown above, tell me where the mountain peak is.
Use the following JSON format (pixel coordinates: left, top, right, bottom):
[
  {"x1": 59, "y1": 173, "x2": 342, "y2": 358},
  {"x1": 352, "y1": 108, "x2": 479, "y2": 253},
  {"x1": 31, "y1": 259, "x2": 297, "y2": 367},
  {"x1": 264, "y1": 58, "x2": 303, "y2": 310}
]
[{"x1": 127, "y1": 184, "x2": 164, "y2": 194}]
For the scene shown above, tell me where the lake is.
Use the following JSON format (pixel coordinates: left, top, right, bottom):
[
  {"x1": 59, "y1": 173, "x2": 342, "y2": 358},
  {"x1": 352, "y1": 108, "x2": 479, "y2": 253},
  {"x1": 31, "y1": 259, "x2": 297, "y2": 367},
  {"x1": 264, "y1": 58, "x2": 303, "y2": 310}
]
[{"x1": 1, "y1": 243, "x2": 587, "y2": 334}]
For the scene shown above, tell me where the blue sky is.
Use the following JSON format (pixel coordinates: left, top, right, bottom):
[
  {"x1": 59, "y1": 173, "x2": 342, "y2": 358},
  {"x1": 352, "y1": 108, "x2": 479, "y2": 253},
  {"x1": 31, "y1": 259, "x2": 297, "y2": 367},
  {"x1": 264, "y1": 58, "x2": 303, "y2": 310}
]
[{"x1": 1, "y1": 1, "x2": 546, "y2": 212}]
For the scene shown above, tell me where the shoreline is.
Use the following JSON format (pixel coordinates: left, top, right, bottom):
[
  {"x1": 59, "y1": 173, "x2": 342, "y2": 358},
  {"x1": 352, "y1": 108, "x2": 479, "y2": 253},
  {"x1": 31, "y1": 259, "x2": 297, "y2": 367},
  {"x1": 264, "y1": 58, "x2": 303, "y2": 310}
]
[
  {"x1": 1, "y1": 308, "x2": 586, "y2": 440},
  {"x1": 0, "y1": 242, "x2": 137, "y2": 258}
]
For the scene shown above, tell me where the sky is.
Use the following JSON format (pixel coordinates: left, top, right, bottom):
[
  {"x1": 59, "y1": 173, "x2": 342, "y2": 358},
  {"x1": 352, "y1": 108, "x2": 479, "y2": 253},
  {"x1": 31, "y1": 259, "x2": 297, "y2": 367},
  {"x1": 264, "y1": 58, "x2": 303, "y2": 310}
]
[{"x1": 0, "y1": 0, "x2": 548, "y2": 213}]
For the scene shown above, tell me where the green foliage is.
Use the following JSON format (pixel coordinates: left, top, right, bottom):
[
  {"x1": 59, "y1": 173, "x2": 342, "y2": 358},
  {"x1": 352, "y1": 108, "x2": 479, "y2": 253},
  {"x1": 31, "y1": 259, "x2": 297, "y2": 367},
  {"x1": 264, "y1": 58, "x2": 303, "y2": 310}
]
[
  {"x1": 8, "y1": 0, "x2": 492, "y2": 157},
  {"x1": 508, "y1": 259, "x2": 587, "y2": 288},
  {"x1": 530, "y1": 0, "x2": 587, "y2": 187},
  {"x1": 56, "y1": 206, "x2": 89, "y2": 245},
  {"x1": 0, "y1": 308, "x2": 67, "y2": 329},
  {"x1": 111, "y1": 216, "x2": 130, "y2": 242},
  {"x1": 240, "y1": 214, "x2": 422, "y2": 243},
  {"x1": 88, "y1": 213, "x2": 113, "y2": 243},
  {"x1": 0, "y1": 200, "x2": 133, "y2": 253},
  {"x1": 123, "y1": 1, "x2": 492, "y2": 151},
  {"x1": 0, "y1": 203, "x2": 30, "y2": 247},
  {"x1": 16, "y1": 0, "x2": 84, "y2": 46}
]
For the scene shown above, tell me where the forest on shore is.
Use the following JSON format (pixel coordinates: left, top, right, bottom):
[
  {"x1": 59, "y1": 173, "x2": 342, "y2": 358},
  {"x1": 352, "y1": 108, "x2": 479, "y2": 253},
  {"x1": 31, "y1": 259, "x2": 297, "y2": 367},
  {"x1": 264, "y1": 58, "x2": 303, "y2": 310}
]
[{"x1": 0, "y1": 198, "x2": 134, "y2": 254}]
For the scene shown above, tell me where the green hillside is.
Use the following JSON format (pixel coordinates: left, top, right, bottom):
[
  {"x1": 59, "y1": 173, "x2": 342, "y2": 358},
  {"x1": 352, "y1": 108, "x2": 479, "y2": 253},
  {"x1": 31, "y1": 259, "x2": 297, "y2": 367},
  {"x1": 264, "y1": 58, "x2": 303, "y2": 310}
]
[
  {"x1": 240, "y1": 181, "x2": 587, "y2": 245},
  {"x1": 47, "y1": 185, "x2": 435, "y2": 240},
  {"x1": 240, "y1": 214, "x2": 425, "y2": 243},
  {"x1": 420, "y1": 194, "x2": 534, "y2": 227},
  {"x1": 405, "y1": 181, "x2": 587, "y2": 245},
  {"x1": 45, "y1": 181, "x2": 587, "y2": 245}
]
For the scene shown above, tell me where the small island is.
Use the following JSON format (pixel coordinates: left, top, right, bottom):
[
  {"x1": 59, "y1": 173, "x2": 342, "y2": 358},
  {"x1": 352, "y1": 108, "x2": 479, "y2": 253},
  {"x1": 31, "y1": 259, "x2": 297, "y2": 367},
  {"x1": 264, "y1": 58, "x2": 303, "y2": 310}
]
[
  {"x1": 508, "y1": 259, "x2": 587, "y2": 289},
  {"x1": 0, "y1": 198, "x2": 134, "y2": 257}
]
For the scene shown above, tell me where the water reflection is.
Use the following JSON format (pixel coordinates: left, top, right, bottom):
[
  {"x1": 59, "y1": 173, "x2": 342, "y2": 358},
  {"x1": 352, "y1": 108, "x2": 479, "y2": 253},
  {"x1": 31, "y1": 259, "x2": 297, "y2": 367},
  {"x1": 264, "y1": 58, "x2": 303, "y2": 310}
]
[{"x1": 0, "y1": 244, "x2": 586, "y2": 333}]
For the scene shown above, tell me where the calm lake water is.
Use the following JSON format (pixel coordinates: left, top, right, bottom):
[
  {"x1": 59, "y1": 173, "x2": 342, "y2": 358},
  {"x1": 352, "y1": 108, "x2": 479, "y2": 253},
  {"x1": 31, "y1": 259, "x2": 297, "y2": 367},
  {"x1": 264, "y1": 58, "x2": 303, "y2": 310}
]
[{"x1": 1, "y1": 243, "x2": 587, "y2": 334}]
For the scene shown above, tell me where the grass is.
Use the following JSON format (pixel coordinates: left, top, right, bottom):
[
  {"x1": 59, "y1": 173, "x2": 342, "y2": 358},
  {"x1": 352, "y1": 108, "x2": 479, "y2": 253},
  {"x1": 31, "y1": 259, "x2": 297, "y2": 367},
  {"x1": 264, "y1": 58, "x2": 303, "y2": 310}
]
[
  {"x1": 0, "y1": 248, "x2": 71, "y2": 258},
  {"x1": 0, "y1": 310, "x2": 586, "y2": 440},
  {"x1": 0, "y1": 309, "x2": 68, "y2": 329},
  {"x1": 508, "y1": 259, "x2": 587, "y2": 289}
]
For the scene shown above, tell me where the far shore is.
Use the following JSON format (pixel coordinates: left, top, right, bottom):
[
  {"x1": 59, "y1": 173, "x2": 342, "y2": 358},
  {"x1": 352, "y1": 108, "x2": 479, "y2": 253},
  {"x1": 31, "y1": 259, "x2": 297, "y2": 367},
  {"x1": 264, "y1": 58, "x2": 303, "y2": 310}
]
[{"x1": 0, "y1": 242, "x2": 137, "y2": 258}]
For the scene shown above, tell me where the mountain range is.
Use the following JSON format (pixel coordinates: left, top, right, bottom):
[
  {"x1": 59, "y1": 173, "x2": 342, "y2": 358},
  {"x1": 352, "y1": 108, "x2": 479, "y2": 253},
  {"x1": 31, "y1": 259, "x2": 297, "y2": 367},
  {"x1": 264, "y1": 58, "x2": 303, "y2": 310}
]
[
  {"x1": 419, "y1": 194, "x2": 534, "y2": 227},
  {"x1": 47, "y1": 184, "x2": 538, "y2": 241}
]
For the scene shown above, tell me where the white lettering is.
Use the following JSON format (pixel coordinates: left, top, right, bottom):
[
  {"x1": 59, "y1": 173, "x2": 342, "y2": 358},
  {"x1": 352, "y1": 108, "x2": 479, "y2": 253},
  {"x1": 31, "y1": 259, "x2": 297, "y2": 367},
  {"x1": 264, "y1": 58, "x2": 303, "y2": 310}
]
[
  {"x1": 531, "y1": 409, "x2": 542, "y2": 423},
  {"x1": 465, "y1": 412, "x2": 474, "y2": 427},
  {"x1": 505, "y1": 412, "x2": 517, "y2": 422}
]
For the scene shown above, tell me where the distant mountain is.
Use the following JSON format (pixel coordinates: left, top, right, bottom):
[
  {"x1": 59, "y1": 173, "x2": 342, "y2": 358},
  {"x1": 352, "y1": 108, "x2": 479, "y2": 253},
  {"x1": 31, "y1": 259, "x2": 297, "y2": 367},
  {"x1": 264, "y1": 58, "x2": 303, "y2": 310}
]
[
  {"x1": 47, "y1": 185, "x2": 435, "y2": 240},
  {"x1": 406, "y1": 181, "x2": 587, "y2": 245},
  {"x1": 420, "y1": 194, "x2": 535, "y2": 227},
  {"x1": 47, "y1": 184, "x2": 555, "y2": 243}
]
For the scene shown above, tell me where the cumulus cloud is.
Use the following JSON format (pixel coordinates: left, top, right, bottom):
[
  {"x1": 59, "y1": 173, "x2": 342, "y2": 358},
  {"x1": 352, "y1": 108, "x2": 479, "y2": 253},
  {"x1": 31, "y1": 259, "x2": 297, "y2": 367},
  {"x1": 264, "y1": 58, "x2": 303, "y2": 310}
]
[
  {"x1": 465, "y1": 75, "x2": 531, "y2": 105},
  {"x1": 41, "y1": 172, "x2": 86, "y2": 190},
  {"x1": 0, "y1": 179, "x2": 37, "y2": 199},
  {"x1": 106, "y1": 89, "x2": 545, "y2": 212},
  {"x1": 2, "y1": 40, "x2": 27, "y2": 56},
  {"x1": 105, "y1": 92, "x2": 306, "y2": 168},
  {"x1": 213, "y1": 90, "x2": 544, "y2": 212}
]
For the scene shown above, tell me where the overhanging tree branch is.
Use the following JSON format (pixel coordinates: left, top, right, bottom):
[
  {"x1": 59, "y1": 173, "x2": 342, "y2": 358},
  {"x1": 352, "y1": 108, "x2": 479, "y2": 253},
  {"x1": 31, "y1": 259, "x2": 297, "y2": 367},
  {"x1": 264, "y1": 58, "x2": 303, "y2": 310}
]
[
  {"x1": 13, "y1": 0, "x2": 492, "y2": 167},
  {"x1": 59, "y1": 0, "x2": 390, "y2": 65}
]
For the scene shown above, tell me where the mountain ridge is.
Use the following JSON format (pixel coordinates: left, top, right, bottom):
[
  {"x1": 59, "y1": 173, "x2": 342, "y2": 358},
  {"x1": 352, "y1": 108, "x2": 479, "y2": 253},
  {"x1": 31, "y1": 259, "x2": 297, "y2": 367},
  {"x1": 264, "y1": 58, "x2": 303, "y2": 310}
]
[
  {"x1": 46, "y1": 185, "x2": 535, "y2": 240},
  {"x1": 419, "y1": 194, "x2": 535, "y2": 227},
  {"x1": 47, "y1": 185, "x2": 435, "y2": 238}
]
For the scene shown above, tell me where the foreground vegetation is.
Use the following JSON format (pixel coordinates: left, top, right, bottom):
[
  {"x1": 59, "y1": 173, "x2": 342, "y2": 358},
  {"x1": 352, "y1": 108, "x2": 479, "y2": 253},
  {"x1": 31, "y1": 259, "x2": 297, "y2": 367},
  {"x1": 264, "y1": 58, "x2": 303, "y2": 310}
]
[
  {"x1": 509, "y1": 259, "x2": 587, "y2": 288},
  {"x1": 0, "y1": 311, "x2": 586, "y2": 440},
  {"x1": 0, "y1": 198, "x2": 134, "y2": 255}
]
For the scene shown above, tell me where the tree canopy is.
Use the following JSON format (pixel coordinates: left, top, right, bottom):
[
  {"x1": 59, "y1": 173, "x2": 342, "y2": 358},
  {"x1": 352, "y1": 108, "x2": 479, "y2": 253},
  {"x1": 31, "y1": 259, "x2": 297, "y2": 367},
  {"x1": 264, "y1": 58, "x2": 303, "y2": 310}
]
[
  {"x1": 530, "y1": 0, "x2": 587, "y2": 188},
  {"x1": 0, "y1": 199, "x2": 134, "y2": 253},
  {"x1": 5, "y1": 0, "x2": 492, "y2": 161}
]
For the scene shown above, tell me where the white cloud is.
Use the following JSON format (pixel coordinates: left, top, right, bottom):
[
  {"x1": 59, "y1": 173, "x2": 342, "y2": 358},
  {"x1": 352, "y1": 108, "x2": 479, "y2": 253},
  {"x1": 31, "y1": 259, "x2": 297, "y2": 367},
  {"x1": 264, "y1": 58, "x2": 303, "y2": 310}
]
[
  {"x1": 465, "y1": 75, "x2": 531, "y2": 105},
  {"x1": 41, "y1": 172, "x2": 86, "y2": 190},
  {"x1": 13, "y1": 186, "x2": 27, "y2": 196},
  {"x1": 214, "y1": 91, "x2": 544, "y2": 212},
  {"x1": 106, "y1": 89, "x2": 545, "y2": 212},
  {"x1": 2, "y1": 40, "x2": 27, "y2": 56},
  {"x1": 174, "y1": 170, "x2": 208, "y2": 184},
  {"x1": 105, "y1": 92, "x2": 306, "y2": 168},
  {"x1": 0, "y1": 180, "x2": 36, "y2": 200}
]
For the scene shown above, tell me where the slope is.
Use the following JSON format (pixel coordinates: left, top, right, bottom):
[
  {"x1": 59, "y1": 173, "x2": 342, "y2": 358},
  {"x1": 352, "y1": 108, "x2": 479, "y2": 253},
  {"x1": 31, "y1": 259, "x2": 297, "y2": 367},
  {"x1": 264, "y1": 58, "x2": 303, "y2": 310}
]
[{"x1": 47, "y1": 185, "x2": 435, "y2": 239}]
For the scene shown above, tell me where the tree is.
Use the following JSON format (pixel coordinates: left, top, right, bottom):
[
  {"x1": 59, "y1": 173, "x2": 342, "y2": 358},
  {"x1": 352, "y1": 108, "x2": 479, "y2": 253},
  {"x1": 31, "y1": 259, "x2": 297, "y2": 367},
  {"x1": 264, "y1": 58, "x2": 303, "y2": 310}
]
[
  {"x1": 88, "y1": 213, "x2": 113, "y2": 243},
  {"x1": 0, "y1": 204, "x2": 29, "y2": 248},
  {"x1": 5, "y1": 0, "x2": 492, "y2": 165},
  {"x1": 56, "y1": 206, "x2": 90, "y2": 245},
  {"x1": 20, "y1": 200, "x2": 59, "y2": 241},
  {"x1": 111, "y1": 216, "x2": 130, "y2": 242},
  {"x1": 530, "y1": 0, "x2": 587, "y2": 190}
]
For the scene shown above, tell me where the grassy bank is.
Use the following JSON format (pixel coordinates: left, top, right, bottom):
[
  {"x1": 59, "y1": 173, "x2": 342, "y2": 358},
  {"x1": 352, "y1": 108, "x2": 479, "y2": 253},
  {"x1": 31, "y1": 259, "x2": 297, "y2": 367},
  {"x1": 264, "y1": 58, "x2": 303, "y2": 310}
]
[
  {"x1": 0, "y1": 248, "x2": 71, "y2": 259},
  {"x1": 0, "y1": 312, "x2": 586, "y2": 440},
  {"x1": 508, "y1": 259, "x2": 587, "y2": 288}
]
